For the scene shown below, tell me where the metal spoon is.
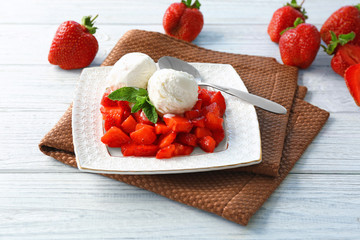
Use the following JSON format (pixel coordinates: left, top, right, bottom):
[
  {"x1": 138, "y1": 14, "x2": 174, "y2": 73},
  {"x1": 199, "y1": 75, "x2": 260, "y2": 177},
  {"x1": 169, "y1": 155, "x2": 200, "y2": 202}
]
[{"x1": 158, "y1": 56, "x2": 287, "y2": 115}]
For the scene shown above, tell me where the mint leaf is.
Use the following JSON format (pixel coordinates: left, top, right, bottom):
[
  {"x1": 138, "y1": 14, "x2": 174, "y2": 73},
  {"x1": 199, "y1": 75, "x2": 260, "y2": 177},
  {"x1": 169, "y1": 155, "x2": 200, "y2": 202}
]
[
  {"x1": 143, "y1": 102, "x2": 158, "y2": 124},
  {"x1": 137, "y1": 88, "x2": 148, "y2": 96},
  {"x1": 107, "y1": 86, "x2": 158, "y2": 124},
  {"x1": 131, "y1": 96, "x2": 147, "y2": 113},
  {"x1": 108, "y1": 87, "x2": 138, "y2": 103}
]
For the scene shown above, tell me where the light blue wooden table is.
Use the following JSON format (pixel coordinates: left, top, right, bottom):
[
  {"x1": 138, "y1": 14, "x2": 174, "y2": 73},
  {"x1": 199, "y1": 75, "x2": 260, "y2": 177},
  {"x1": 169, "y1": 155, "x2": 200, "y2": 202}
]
[{"x1": 1, "y1": 0, "x2": 360, "y2": 239}]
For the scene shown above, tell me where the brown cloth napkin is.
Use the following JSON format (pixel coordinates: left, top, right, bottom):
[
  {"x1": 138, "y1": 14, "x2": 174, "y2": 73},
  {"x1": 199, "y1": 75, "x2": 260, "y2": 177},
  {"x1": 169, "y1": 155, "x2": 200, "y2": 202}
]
[{"x1": 39, "y1": 30, "x2": 329, "y2": 225}]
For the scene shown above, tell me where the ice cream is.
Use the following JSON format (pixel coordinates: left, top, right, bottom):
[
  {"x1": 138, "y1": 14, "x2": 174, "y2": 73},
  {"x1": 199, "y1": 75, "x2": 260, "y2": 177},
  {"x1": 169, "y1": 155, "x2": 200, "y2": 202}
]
[
  {"x1": 107, "y1": 52, "x2": 157, "y2": 89},
  {"x1": 147, "y1": 69, "x2": 198, "y2": 115}
]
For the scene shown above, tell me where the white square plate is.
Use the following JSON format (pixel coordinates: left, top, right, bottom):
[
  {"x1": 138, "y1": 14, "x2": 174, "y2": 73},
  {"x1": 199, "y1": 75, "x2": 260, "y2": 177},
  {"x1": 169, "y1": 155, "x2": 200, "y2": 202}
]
[{"x1": 72, "y1": 63, "x2": 261, "y2": 174}]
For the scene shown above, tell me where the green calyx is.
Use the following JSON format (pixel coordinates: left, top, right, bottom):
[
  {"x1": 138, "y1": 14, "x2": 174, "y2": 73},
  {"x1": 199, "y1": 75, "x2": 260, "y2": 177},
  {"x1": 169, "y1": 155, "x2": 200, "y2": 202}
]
[
  {"x1": 280, "y1": 17, "x2": 304, "y2": 35},
  {"x1": 286, "y1": 0, "x2": 308, "y2": 19},
  {"x1": 355, "y1": 4, "x2": 360, "y2": 11},
  {"x1": 181, "y1": 0, "x2": 201, "y2": 9},
  {"x1": 81, "y1": 15, "x2": 98, "y2": 34},
  {"x1": 321, "y1": 31, "x2": 356, "y2": 55}
]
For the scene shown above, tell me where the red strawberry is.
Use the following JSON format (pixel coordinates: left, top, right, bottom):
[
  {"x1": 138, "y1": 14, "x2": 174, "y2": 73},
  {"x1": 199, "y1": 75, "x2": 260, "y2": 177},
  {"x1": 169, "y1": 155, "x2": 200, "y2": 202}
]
[
  {"x1": 48, "y1": 15, "x2": 99, "y2": 70},
  {"x1": 155, "y1": 122, "x2": 171, "y2": 135},
  {"x1": 268, "y1": 0, "x2": 307, "y2": 43},
  {"x1": 173, "y1": 143, "x2": 194, "y2": 156},
  {"x1": 194, "y1": 127, "x2": 212, "y2": 139},
  {"x1": 159, "y1": 131, "x2": 177, "y2": 148},
  {"x1": 103, "y1": 108, "x2": 123, "y2": 131},
  {"x1": 156, "y1": 144, "x2": 176, "y2": 159},
  {"x1": 163, "y1": 0, "x2": 203, "y2": 42},
  {"x1": 191, "y1": 116, "x2": 205, "y2": 128},
  {"x1": 177, "y1": 133, "x2": 197, "y2": 146},
  {"x1": 121, "y1": 115, "x2": 137, "y2": 134},
  {"x1": 331, "y1": 44, "x2": 360, "y2": 77},
  {"x1": 198, "y1": 136, "x2": 216, "y2": 153},
  {"x1": 320, "y1": 5, "x2": 360, "y2": 46},
  {"x1": 130, "y1": 126, "x2": 157, "y2": 145},
  {"x1": 101, "y1": 126, "x2": 130, "y2": 148},
  {"x1": 163, "y1": 115, "x2": 193, "y2": 133},
  {"x1": 101, "y1": 90, "x2": 118, "y2": 107},
  {"x1": 279, "y1": 18, "x2": 321, "y2": 69},
  {"x1": 344, "y1": 63, "x2": 360, "y2": 106},
  {"x1": 134, "y1": 145, "x2": 159, "y2": 157}
]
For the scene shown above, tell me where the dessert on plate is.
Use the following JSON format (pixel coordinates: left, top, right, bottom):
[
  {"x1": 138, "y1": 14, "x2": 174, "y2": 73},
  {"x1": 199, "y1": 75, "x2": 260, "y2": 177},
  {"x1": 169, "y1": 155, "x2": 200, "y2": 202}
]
[{"x1": 100, "y1": 52, "x2": 227, "y2": 159}]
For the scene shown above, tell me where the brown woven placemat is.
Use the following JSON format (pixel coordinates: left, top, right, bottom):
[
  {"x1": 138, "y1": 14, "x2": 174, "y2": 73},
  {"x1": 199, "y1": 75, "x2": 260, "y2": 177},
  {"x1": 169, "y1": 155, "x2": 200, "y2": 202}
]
[{"x1": 39, "y1": 30, "x2": 329, "y2": 225}]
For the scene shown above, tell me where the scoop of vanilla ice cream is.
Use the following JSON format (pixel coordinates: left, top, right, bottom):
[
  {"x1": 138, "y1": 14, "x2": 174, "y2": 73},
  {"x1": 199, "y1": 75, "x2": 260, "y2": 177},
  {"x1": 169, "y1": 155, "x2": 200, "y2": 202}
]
[
  {"x1": 107, "y1": 52, "x2": 157, "y2": 89},
  {"x1": 147, "y1": 69, "x2": 198, "y2": 115}
]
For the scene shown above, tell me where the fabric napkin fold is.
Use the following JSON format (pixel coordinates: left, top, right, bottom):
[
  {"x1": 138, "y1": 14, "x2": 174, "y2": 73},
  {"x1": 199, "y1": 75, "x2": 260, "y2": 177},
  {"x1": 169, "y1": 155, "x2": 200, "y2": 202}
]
[{"x1": 39, "y1": 30, "x2": 329, "y2": 225}]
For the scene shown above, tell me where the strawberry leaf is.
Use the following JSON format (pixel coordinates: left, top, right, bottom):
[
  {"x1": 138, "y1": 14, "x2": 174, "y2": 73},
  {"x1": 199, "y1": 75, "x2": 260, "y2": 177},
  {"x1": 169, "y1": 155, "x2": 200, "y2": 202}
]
[
  {"x1": 280, "y1": 17, "x2": 303, "y2": 35},
  {"x1": 323, "y1": 31, "x2": 356, "y2": 55}
]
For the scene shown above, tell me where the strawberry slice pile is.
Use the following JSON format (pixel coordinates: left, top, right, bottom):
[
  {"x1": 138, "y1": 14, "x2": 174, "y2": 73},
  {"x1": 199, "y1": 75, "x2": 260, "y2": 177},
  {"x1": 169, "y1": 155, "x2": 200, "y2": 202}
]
[{"x1": 100, "y1": 88, "x2": 226, "y2": 159}]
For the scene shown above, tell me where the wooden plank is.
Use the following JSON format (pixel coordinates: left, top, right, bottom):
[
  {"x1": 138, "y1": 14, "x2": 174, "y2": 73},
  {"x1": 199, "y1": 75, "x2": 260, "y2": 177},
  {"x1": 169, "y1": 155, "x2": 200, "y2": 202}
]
[
  {"x1": 0, "y1": 110, "x2": 359, "y2": 173},
  {"x1": 0, "y1": 173, "x2": 359, "y2": 239},
  {"x1": 1, "y1": 0, "x2": 359, "y2": 25},
  {"x1": 0, "y1": 24, "x2": 341, "y2": 67}
]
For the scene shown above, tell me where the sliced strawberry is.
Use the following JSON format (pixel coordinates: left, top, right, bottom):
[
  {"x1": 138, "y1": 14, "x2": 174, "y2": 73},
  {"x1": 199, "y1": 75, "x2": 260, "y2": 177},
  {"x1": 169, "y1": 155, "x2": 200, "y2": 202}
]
[
  {"x1": 194, "y1": 127, "x2": 212, "y2": 139},
  {"x1": 202, "y1": 102, "x2": 221, "y2": 117},
  {"x1": 156, "y1": 144, "x2": 176, "y2": 159},
  {"x1": 103, "y1": 108, "x2": 123, "y2": 131},
  {"x1": 159, "y1": 131, "x2": 177, "y2": 148},
  {"x1": 173, "y1": 143, "x2": 194, "y2": 156},
  {"x1": 210, "y1": 92, "x2": 226, "y2": 116},
  {"x1": 192, "y1": 99, "x2": 203, "y2": 110},
  {"x1": 205, "y1": 112, "x2": 224, "y2": 131},
  {"x1": 121, "y1": 142, "x2": 137, "y2": 156},
  {"x1": 344, "y1": 63, "x2": 360, "y2": 106},
  {"x1": 130, "y1": 126, "x2": 157, "y2": 145},
  {"x1": 101, "y1": 91, "x2": 118, "y2": 107},
  {"x1": 134, "y1": 110, "x2": 154, "y2": 125},
  {"x1": 155, "y1": 122, "x2": 171, "y2": 135},
  {"x1": 184, "y1": 109, "x2": 200, "y2": 120},
  {"x1": 101, "y1": 126, "x2": 130, "y2": 148},
  {"x1": 134, "y1": 144, "x2": 158, "y2": 157},
  {"x1": 198, "y1": 136, "x2": 216, "y2": 153},
  {"x1": 135, "y1": 123, "x2": 155, "y2": 131},
  {"x1": 121, "y1": 115, "x2": 137, "y2": 134},
  {"x1": 212, "y1": 129, "x2": 225, "y2": 146},
  {"x1": 191, "y1": 116, "x2": 206, "y2": 128},
  {"x1": 177, "y1": 133, "x2": 197, "y2": 146},
  {"x1": 198, "y1": 88, "x2": 211, "y2": 106},
  {"x1": 163, "y1": 115, "x2": 193, "y2": 133},
  {"x1": 331, "y1": 44, "x2": 360, "y2": 76}
]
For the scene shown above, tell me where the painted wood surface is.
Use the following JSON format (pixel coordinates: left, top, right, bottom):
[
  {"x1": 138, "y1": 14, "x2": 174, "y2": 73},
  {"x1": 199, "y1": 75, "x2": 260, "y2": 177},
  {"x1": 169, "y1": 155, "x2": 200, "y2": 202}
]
[{"x1": 1, "y1": 0, "x2": 360, "y2": 239}]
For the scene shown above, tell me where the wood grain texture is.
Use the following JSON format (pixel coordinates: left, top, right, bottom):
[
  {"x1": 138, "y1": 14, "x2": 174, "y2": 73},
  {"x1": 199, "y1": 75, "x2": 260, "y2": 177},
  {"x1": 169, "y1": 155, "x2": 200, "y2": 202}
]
[
  {"x1": 1, "y1": 0, "x2": 360, "y2": 238},
  {"x1": 1, "y1": 173, "x2": 359, "y2": 239}
]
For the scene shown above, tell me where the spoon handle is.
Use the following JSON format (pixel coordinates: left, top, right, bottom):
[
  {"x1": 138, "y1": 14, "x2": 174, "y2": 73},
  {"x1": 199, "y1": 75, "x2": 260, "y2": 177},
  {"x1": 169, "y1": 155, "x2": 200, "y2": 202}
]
[{"x1": 198, "y1": 83, "x2": 287, "y2": 115}]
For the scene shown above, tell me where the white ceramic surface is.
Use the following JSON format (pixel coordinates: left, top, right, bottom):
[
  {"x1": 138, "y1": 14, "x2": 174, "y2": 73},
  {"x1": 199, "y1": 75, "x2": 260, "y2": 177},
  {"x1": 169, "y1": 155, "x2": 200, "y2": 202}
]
[{"x1": 72, "y1": 63, "x2": 261, "y2": 174}]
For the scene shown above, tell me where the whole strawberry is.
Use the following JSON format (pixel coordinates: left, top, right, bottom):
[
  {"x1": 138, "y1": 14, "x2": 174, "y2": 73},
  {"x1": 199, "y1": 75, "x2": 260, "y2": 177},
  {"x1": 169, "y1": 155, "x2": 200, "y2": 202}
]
[
  {"x1": 268, "y1": 0, "x2": 307, "y2": 43},
  {"x1": 279, "y1": 18, "x2": 321, "y2": 69},
  {"x1": 163, "y1": 0, "x2": 203, "y2": 42},
  {"x1": 320, "y1": 4, "x2": 360, "y2": 46},
  {"x1": 322, "y1": 31, "x2": 360, "y2": 76},
  {"x1": 48, "y1": 15, "x2": 99, "y2": 70}
]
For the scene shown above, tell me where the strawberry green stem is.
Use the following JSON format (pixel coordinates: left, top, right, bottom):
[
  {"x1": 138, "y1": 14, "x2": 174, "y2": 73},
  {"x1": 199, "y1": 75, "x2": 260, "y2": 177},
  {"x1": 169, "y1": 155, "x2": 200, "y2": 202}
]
[
  {"x1": 286, "y1": 0, "x2": 308, "y2": 19},
  {"x1": 81, "y1": 14, "x2": 98, "y2": 34},
  {"x1": 355, "y1": 4, "x2": 360, "y2": 11},
  {"x1": 322, "y1": 31, "x2": 356, "y2": 55},
  {"x1": 280, "y1": 17, "x2": 304, "y2": 35},
  {"x1": 181, "y1": 0, "x2": 201, "y2": 9}
]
